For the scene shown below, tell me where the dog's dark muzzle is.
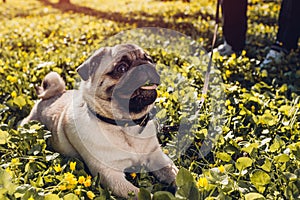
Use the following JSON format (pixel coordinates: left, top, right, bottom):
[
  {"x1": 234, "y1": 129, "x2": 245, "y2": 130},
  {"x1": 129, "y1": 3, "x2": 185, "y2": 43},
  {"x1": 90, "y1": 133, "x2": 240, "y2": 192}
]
[
  {"x1": 113, "y1": 64, "x2": 160, "y2": 98},
  {"x1": 112, "y1": 63, "x2": 160, "y2": 113}
]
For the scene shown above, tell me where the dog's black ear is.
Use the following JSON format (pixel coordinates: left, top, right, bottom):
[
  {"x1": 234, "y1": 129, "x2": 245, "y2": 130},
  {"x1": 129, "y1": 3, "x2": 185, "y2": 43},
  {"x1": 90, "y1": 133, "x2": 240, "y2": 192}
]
[{"x1": 76, "y1": 47, "x2": 107, "y2": 81}]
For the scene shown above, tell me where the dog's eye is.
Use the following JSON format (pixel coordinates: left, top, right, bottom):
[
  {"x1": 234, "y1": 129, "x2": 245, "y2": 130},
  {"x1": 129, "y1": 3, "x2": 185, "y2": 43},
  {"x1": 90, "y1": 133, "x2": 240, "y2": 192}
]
[
  {"x1": 43, "y1": 81, "x2": 49, "y2": 89},
  {"x1": 116, "y1": 63, "x2": 129, "y2": 73},
  {"x1": 144, "y1": 54, "x2": 154, "y2": 63}
]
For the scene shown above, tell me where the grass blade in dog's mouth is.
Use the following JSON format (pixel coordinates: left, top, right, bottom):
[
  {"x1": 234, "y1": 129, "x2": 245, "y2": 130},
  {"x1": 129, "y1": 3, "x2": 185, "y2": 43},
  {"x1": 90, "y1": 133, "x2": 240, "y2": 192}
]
[{"x1": 140, "y1": 83, "x2": 158, "y2": 90}]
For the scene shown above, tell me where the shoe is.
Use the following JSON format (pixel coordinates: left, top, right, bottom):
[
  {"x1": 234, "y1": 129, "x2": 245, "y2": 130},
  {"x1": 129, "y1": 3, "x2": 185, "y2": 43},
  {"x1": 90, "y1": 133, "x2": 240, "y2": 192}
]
[
  {"x1": 214, "y1": 41, "x2": 234, "y2": 56},
  {"x1": 260, "y1": 49, "x2": 285, "y2": 68}
]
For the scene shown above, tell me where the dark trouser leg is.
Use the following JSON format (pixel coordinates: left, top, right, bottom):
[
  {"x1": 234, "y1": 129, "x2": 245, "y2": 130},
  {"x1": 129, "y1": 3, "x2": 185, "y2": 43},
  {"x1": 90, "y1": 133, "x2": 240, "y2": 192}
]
[
  {"x1": 222, "y1": 0, "x2": 248, "y2": 52},
  {"x1": 276, "y1": 0, "x2": 300, "y2": 52}
]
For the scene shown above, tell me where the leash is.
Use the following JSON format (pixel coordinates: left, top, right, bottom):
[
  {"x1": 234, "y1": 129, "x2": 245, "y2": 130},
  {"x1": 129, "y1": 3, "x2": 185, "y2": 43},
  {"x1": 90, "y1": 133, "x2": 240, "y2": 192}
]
[
  {"x1": 198, "y1": 0, "x2": 220, "y2": 110},
  {"x1": 161, "y1": 0, "x2": 221, "y2": 133}
]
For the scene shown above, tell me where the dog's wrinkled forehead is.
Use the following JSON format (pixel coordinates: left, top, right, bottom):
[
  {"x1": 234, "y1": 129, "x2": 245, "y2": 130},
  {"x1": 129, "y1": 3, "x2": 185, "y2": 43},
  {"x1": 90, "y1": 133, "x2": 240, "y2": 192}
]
[
  {"x1": 112, "y1": 44, "x2": 145, "y2": 61},
  {"x1": 76, "y1": 44, "x2": 149, "y2": 81}
]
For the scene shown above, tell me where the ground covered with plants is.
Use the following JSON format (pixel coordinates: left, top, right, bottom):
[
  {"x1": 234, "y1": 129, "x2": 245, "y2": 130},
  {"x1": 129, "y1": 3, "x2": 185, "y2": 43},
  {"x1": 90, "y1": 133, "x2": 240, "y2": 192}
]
[{"x1": 0, "y1": 0, "x2": 300, "y2": 199}]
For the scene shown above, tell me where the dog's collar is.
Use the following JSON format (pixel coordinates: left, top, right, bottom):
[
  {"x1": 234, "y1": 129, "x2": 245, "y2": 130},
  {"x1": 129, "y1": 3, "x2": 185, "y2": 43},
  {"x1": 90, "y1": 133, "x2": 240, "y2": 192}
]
[{"x1": 87, "y1": 106, "x2": 151, "y2": 127}]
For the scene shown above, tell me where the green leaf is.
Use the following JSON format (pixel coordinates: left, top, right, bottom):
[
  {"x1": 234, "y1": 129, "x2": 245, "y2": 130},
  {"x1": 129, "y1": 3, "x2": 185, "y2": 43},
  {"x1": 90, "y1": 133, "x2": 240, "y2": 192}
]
[
  {"x1": 274, "y1": 154, "x2": 290, "y2": 163},
  {"x1": 216, "y1": 152, "x2": 232, "y2": 162},
  {"x1": 63, "y1": 193, "x2": 79, "y2": 200},
  {"x1": 30, "y1": 124, "x2": 42, "y2": 130},
  {"x1": 278, "y1": 105, "x2": 292, "y2": 116},
  {"x1": 269, "y1": 136, "x2": 285, "y2": 153},
  {"x1": 250, "y1": 170, "x2": 271, "y2": 193},
  {"x1": 242, "y1": 143, "x2": 259, "y2": 154},
  {"x1": 13, "y1": 96, "x2": 27, "y2": 108},
  {"x1": 0, "y1": 130, "x2": 9, "y2": 145},
  {"x1": 176, "y1": 181, "x2": 199, "y2": 200},
  {"x1": 138, "y1": 188, "x2": 151, "y2": 200},
  {"x1": 45, "y1": 194, "x2": 60, "y2": 200},
  {"x1": 0, "y1": 170, "x2": 17, "y2": 195},
  {"x1": 36, "y1": 174, "x2": 44, "y2": 187},
  {"x1": 244, "y1": 192, "x2": 265, "y2": 200},
  {"x1": 283, "y1": 172, "x2": 297, "y2": 182},
  {"x1": 153, "y1": 191, "x2": 175, "y2": 200},
  {"x1": 258, "y1": 111, "x2": 277, "y2": 126},
  {"x1": 176, "y1": 168, "x2": 194, "y2": 187},
  {"x1": 260, "y1": 159, "x2": 272, "y2": 172},
  {"x1": 235, "y1": 157, "x2": 253, "y2": 171}
]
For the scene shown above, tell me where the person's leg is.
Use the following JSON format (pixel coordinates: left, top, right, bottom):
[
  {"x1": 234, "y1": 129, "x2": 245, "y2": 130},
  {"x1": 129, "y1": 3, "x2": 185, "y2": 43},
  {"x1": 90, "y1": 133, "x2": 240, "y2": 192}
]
[
  {"x1": 261, "y1": 0, "x2": 300, "y2": 67},
  {"x1": 222, "y1": 0, "x2": 248, "y2": 52},
  {"x1": 276, "y1": 0, "x2": 300, "y2": 51}
]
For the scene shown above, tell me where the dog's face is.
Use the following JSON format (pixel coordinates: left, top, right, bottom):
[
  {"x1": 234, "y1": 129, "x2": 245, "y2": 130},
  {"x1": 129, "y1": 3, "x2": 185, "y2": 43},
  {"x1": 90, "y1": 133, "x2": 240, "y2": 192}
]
[{"x1": 77, "y1": 44, "x2": 160, "y2": 120}]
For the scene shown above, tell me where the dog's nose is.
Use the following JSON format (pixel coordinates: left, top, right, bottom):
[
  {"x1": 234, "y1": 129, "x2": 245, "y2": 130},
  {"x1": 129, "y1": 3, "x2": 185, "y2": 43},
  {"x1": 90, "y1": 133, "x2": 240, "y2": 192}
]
[{"x1": 134, "y1": 64, "x2": 160, "y2": 85}]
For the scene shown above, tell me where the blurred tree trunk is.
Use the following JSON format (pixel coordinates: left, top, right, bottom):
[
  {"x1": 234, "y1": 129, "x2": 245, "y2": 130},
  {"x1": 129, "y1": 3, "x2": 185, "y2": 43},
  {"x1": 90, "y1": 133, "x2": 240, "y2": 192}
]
[{"x1": 59, "y1": 0, "x2": 70, "y2": 4}]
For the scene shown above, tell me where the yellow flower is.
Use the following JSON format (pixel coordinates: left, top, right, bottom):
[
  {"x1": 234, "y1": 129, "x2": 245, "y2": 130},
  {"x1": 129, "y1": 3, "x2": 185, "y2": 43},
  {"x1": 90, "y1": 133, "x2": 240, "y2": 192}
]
[
  {"x1": 130, "y1": 173, "x2": 137, "y2": 179},
  {"x1": 70, "y1": 161, "x2": 76, "y2": 171},
  {"x1": 22, "y1": 66, "x2": 28, "y2": 72},
  {"x1": 231, "y1": 53, "x2": 237, "y2": 59},
  {"x1": 28, "y1": 196, "x2": 34, "y2": 200},
  {"x1": 11, "y1": 91, "x2": 17, "y2": 98},
  {"x1": 59, "y1": 184, "x2": 67, "y2": 191},
  {"x1": 84, "y1": 176, "x2": 92, "y2": 187},
  {"x1": 197, "y1": 177, "x2": 208, "y2": 188},
  {"x1": 225, "y1": 70, "x2": 232, "y2": 78},
  {"x1": 74, "y1": 189, "x2": 81, "y2": 195},
  {"x1": 86, "y1": 191, "x2": 95, "y2": 199},
  {"x1": 218, "y1": 165, "x2": 225, "y2": 173},
  {"x1": 6, "y1": 75, "x2": 17, "y2": 84},
  {"x1": 225, "y1": 99, "x2": 231, "y2": 106},
  {"x1": 54, "y1": 164, "x2": 62, "y2": 172},
  {"x1": 78, "y1": 176, "x2": 86, "y2": 184},
  {"x1": 11, "y1": 158, "x2": 19, "y2": 165},
  {"x1": 241, "y1": 50, "x2": 247, "y2": 56},
  {"x1": 251, "y1": 105, "x2": 256, "y2": 113},
  {"x1": 64, "y1": 172, "x2": 77, "y2": 185},
  {"x1": 14, "y1": 62, "x2": 20, "y2": 68},
  {"x1": 163, "y1": 149, "x2": 169, "y2": 155}
]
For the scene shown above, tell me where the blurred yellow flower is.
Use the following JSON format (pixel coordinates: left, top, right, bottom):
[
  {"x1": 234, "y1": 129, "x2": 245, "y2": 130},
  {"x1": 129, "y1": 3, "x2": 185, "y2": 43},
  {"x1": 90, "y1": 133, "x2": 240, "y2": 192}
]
[
  {"x1": 14, "y1": 62, "x2": 21, "y2": 68},
  {"x1": 70, "y1": 161, "x2": 76, "y2": 171},
  {"x1": 28, "y1": 197, "x2": 34, "y2": 200},
  {"x1": 59, "y1": 184, "x2": 67, "y2": 191},
  {"x1": 64, "y1": 172, "x2": 77, "y2": 185},
  {"x1": 11, "y1": 158, "x2": 19, "y2": 165},
  {"x1": 11, "y1": 91, "x2": 17, "y2": 98},
  {"x1": 225, "y1": 99, "x2": 231, "y2": 106},
  {"x1": 163, "y1": 149, "x2": 169, "y2": 155},
  {"x1": 7, "y1": 75, "x2": 17, "y2": 84},
  {"x1": 197, "y1": 177, "x2": 208, "y2": 188},
  {"x1": 54, "y1": 164, "x2": 62, "y2": 172},
  {"x1": 87, "y1": 191, "x2": 95, "y2": 199},
  {"x1": 130, "y1": 173, "x2": 137, "y2": 179},
  {"x1": 74, "y1": 189, "x2": 81, "y2": 195},
  {"x1": 22, "y1": 66, "x2": 28, "y2": 72},
  {"x1": 225, "y1": 70, "x2": 232, "y2": 78},
  {"x1": 84, "y1": 176, "x2": 92, "y2": 187},
  {"x1": 78, "y1": 176, "x2": 85, "y2": 184},
  {"x1": 241, "y1": 50, "x2": 246, "y2": 56},
  {"x1": 218, "y1": 165, "x2": 225, "y2": 173}
]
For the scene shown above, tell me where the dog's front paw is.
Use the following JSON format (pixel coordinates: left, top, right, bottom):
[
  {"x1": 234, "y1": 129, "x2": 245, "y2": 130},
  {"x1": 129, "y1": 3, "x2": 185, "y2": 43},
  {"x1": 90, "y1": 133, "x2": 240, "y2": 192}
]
[
  {"x1": 152, "y1": 164, "x2": 178, "y2": 185},
  {"x1": 167, "y1": 180, "x2": 177, "y2": 195}
]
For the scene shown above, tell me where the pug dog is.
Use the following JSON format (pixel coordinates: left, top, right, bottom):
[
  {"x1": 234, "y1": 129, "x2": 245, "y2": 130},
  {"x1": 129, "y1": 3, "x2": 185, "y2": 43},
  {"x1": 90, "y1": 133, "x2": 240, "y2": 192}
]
[{"x1": 21, "y1": 44, "x2": 178, "y2": 198}]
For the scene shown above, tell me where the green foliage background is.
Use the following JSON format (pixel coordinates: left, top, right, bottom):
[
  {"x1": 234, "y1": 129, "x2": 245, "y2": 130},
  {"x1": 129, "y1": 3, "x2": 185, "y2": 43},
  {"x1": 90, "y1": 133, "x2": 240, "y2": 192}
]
[{"x1": 0, "y1": 0, "x2": 300, "y2": 199}]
